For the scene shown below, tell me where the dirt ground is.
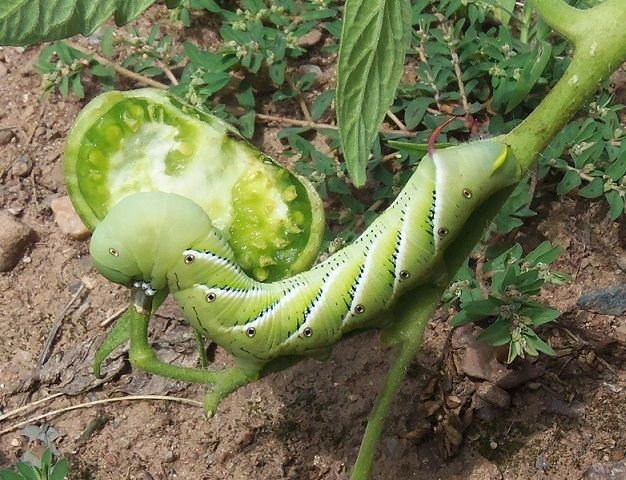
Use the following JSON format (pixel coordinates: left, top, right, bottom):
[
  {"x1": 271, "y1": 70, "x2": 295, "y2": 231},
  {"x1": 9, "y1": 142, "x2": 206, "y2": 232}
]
[{"x1": 0, "y1": 16, "x2": 625, "y2": 480}]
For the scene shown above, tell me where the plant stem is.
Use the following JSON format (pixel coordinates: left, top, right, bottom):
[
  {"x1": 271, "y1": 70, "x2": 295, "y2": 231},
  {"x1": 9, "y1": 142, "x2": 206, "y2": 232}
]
[
  {"x1": 350, "y1": 288, "x2": 440, "y2": 480},
  {"x1": 506, "y1": 0, "x2": 626, "y2": 170}
]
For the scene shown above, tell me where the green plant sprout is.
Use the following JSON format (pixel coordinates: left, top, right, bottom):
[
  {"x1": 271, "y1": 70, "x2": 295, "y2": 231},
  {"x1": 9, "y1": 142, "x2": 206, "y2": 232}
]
[
  {"x1": 447, "y1": 241, "x2": 570, "y2": 363},
  {"x1": 0, "y1": 449, "x2": 68, "y2": 480}
]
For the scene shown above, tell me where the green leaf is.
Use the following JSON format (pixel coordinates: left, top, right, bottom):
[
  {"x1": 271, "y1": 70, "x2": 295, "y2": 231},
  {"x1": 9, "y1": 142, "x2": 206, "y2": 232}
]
[
  {"x1": 15, "y1": 464, "x2": 38, "y2": 480},
  {"x1": 521, "y1": 306, "x2": 560, "y2": 326},
  {"x1": 505, "y1": 41, "x2": 552, "y2": 113},
  {"x1": 0, "y1": 470, "x2": 24, "y2": 480},
  {"x1": 477, "y1": 319, "x2": 512, "y2": 346},
  {"x1": 336, "y1": 0, "x2": 411, "y2": 186},
  {"x1": 524, "y1": 241, "x2": 560, "y2": 265},
  {"x1": 606, "y1": 190, "x2": 625, "y2": 220},
  {"x1": 450, "y1": 310, "x2": 472, "y2": 327},
  {"x1": 50, "y1": 459, "x2": 69, "y2": 480},
  {"x1": 605, "y1": 155, "x2": 626, "y2": 181},
  {"x1": 311, "y1": 90, "x2": 336, "y2": 121},
  {"x1": 578, "y1": 177, "x2": 604, "y2": 198},
  {"x1": 0, "y1": 1, "x2": 157, "y2": 46},
  {"x1": 462, "y1": 296, "x2": 503, "y2": 317},
  {"x1": 556, "y1": 169, "x2": 582, "y2": 194}
]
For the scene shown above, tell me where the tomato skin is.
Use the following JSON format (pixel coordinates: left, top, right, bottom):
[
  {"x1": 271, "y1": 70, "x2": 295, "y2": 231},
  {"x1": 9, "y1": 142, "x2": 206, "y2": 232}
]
[{"x1": 65, "y1": 88, "x2": 324, "y2": 281}]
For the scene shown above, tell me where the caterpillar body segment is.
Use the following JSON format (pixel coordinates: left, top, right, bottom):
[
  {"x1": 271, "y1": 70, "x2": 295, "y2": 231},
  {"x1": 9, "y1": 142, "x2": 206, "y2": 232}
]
[{"x1": 90, "y1": 139, "x2": 521, "y2": 373}]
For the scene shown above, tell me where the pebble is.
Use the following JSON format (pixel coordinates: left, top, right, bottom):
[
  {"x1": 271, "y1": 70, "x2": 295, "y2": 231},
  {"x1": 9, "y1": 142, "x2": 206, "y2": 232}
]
[
  {"x1": 460, "y1": 339, "x2": 545, "y2": 389},
  {"x1": 0, "y1": 129, "x2": 14, "y2": 145},
  {"x1": 475, "y1": 382, "x2": 511, "y2": 408},
  {"x1": 468, "y1": 459, "x2": 502, "y2": 479},
  {"x1": 50, "y1": 196, "x2": 91, "y2": 240},
  {"x1": 0, "y1": 212, "x2": 34, "y2": 271},
  {"x1": 11, "y1": 153, "x2": 33, "y2": 177},
  {"x1": 581, "y1": 457, "x2": 626, "y2": 479},
  {"x1": 577, "y1": 284, "x2": 626, "y2": 316},
  {"x1": 617, "y1": 255, "x2": 626, "y2": 273},
  {"x1": 0, "y1": 62, "x2": 7, "y2": 77}
]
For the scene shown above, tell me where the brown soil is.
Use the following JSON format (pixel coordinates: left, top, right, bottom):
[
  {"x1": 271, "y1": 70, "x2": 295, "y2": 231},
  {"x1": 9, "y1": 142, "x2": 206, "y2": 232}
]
[{"x1": 0, "y1": 11, "x2": 625, "y2": 480}]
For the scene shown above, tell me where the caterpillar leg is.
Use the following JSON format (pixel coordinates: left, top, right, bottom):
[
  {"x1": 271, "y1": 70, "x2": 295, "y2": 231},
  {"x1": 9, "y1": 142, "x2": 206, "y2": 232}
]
[{"x1": 127, "y1": 287, "x2": 256, "y2": 415}]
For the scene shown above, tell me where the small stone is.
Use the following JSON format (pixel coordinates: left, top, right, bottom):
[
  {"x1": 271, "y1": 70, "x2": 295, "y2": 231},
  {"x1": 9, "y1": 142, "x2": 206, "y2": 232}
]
[
  {"x1": 614, "y1": 324, "x2": 626, "y2": 345},
  {"x1": 10, "y1": 437, "x2": 21, "y2": 447},
  {"x1": 160, "y1": 449, "x2": 177, "y2": 463},
  {"x1": 577, "y1": 284, "x2": 626, "y2": 316},
  {"x1": 0, "y1": 212, "x2": 34, "y2": 271},
  {"x1": 297, "y1": 29, "x2": 323, "y2": 47},
  {"x1": 11, "y1": 154, "x2": 33, "y2": 177},
  {"x1": 468, "y1": 458, "x2": 502, "y2": 479},
  {"x1": 535, "y1": 453, "x2": 549, "y2": 472},
  {"x1": 0, "y1": 129, "x2": 14, "y2": 145},
  {"x1": 296, "y1": 64, "x2": 324, "y2": 86},
  {"x1": 490, "y1": 440, "x2": 498, "y2": 449},
  {"x1": 616, "y1": 255, "x2": 626, "y2": 273},
  {"x1": 581, "y1": 457, "x2": 626, "y2": 479},
  {"x1": 476, "y1": 382, "x2": 510, "y2": 408},
  {"x1": 0, "y1": 62, "x2": 8, "y2": 77},
  {"x1": 460, "y1": 338, "x2": 545, "y2": 389},
  {"x1": 235, "y1": 429, "x2": 255, "y2": 448},
  {"x1": 50, "y1": 196, "x2": 90, "y2": 240}
]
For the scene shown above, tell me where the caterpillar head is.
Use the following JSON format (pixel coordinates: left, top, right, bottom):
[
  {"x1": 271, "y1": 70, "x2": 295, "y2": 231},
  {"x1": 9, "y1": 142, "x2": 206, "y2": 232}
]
[{"x1": 89, "y1": 192, "x2": 215, "y2": 290}]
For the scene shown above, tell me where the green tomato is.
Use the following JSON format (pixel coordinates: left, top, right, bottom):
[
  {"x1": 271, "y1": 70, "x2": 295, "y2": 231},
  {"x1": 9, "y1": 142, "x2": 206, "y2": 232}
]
[{"x1": 64, "y1": 88, "x2": 324, "y2": 281}]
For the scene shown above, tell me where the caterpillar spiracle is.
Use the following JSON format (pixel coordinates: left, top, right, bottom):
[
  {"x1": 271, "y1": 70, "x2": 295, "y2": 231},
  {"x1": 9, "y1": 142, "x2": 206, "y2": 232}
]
[{"x1": 90, "y1": 140, "x2": 521, "y2": 374}]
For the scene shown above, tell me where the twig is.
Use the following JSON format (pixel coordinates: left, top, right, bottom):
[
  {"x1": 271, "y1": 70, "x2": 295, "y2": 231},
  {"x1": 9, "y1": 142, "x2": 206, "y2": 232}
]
[
  {"x1": 64, "y1": 40, "x2": 168, "y2": 90},
  {"x1": 0, "y1": 395, "x2": 203, "y2": 435},
  {"x1": 255, "y1": 113, "x2": 416, "y2": 137},
  {"x1": 415, "y1": 28, "x2": 442, "y2": 110},
  {"x1": 0, "y1": 393, "x2": 64, "y2": 422},
  {"x1": 386, "y1": 110, "x2": 409, "y2": 132},
  {"x1": 445, "y1": 23, "x2": 471, "y2": 117},
  {"x1": 155, "y1": 59, "x2": 179, "y2": 86},
  {"x1": 36, "y1": 284, "x2": 86, "y2": 368},
  {"x1": 100, "y1": 305, "x2": 128, "y2": 328},
  {"x1": 0, "y1": 125, "x2": 16, "y2": 131}
]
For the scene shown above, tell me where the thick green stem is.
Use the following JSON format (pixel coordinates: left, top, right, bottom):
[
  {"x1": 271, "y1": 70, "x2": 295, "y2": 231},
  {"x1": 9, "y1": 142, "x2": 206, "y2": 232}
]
[
  {"x1": 351, "y1": 288, "x2": 441, "y2": 480},
  {"x1": 507, "y1": 0, "x2": 626, "y2": 169}
]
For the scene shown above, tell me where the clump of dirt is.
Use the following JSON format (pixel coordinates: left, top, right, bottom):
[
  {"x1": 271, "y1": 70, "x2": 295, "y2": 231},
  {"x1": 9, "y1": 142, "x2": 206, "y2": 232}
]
[{"x1": 0, "y1": 10, "x2": 625, "y2": 480}]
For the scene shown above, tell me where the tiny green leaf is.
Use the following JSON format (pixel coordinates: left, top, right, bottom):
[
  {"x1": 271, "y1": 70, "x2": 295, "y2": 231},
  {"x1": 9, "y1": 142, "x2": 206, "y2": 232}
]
[
  {"x1": 556, "y1": 169, "x2": 582, "y2": 194},
  {"x1": 0, "y1": 471, "x2": 24, "y2": 480},
  {"x1": 578, "y1": 177, "x2": 604, "y2": 198},
  {"x1": 506, "y1": 41, "x2": 552, "y2": 113},
  {"x1": 336, "y1": 0, "x2": 411, "y2": 186}
]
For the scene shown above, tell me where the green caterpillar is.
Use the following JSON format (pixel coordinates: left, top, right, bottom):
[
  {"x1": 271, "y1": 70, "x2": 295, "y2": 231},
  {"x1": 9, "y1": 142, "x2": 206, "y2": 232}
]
[{"x1": 90, "y1": 139, "x2": 521, "y2": 384}]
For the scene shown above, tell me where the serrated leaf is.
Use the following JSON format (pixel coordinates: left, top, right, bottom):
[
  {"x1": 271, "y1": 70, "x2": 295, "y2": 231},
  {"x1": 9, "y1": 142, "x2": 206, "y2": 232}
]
[
  {"x1": 0, "y1": 1, "x2": 158, "y2": 46},
  {"x1": 556, "y1": 169, "x2": 582, "y2": 194},
  {"x1": 578, "y1": 177, "x2": 604, "y2": 198},
  {"x1": 336, "y1": 0, "x2": 411, "y2": 186}
]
